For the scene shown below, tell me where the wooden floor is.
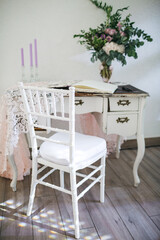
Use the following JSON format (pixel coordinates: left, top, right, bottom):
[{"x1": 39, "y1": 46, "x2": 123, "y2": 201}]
[{"x1": 0, "y1": 146, "x2": 160, "y2": 240}]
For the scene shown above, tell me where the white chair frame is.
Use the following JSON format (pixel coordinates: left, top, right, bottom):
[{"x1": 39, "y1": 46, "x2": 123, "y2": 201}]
[{"x1": 19, "y1": 82, "x2": 106, "y2": 239}]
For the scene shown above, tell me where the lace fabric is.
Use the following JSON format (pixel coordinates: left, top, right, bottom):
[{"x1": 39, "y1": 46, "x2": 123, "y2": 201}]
[
  {"x1": 5, "y1": 89, "x2": 28, "y2": 155},
  {"x1": 0, "y1": 83, "x2": 124, "y2": 180},
  {"x1": 0, "y1": 91, "x2": 31, "y2": 180}
]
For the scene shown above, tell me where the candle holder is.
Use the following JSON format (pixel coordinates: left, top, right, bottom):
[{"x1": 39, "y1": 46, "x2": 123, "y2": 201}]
[
  {"x1": 35, "y1": 66, "x2": 39, "y2": 81},
  {"x1": 21, "y1": 66, "x2": 26, "y2": 82},
  {"x1": 30, "y1": 66, "x2": 34, "y2": 82}
]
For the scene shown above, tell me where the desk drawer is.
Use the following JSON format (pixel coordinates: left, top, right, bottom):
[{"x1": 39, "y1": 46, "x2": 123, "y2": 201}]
[
  {"x1": 75, "y1": 97, "x2": 103, "y2": 114},
  {"x1": 109, "y1": 97, "x2": 139, "y2": 111},
  {"x1": 107, "y1": 113, "x2": 138, "y2": 137}
]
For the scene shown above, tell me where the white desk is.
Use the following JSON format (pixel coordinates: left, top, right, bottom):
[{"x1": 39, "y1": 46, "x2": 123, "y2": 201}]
[
  {"x1": 7, "y1": 85, "x2": 148, "y2": 190},
  {"x1": 74, "y1": 86, "x2": 148, "y2": 187}
]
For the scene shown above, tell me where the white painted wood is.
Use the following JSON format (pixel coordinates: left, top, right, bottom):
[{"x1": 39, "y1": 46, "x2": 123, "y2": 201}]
[
  {"x1": 29, "y1": 111, "x2": 69, "y2": 121},
  {"x1": 38, "y1": 168, "x2": 56, "y2": 181},
  {"x1": 102, "y1": 96, "x2": 108, "y2": 133},
  {"x1": 69, "y1": 87, "x2": 75, "y2": 166},
  {"x1": 19, "y1": 82, "x2": 106, "y2": 239},
  {"x1": 35, "y1": 90, "x2": 42, "y2": 113},
  {"x1": 60, "y1": 93, "x2": 65, "y2": 117},
  {"x1": 28, "y1": 89, "x2": 35, "y2": 113},
  {"x1": 76, "y1": 165, "x2": 102, "y2": 188},
  {"x1": 75, "y1": 96, "x2": 103, "y2": 114},
  {"x1": 60, "y1": 170, "x2": 64, "y2": 188},
  {"x1": 106, "y1": 113, "x2": 138, "y2": 137},
  {"x1": 7, "y1": 154, "x2": 18, "y2": 192},
  {"x1": 11, "y1": 84, "x2": 147, "y2": 195},
  {"x1": 115, "y1": 135, "x2": 121, "y2": 159},
  {"x1": 64, "y1": 96, "x2": 104, "y2": 114},
  {"x1": 35, "y1": 135, "x2": 69, "y2": 145},
  {"x1": 102, "y1": 95, "x2": 147, "y2": 186},
  {"x1": 100, "y1": 155, "x2": 106, "y2": 203},
  {"x1": 17, "y1": 82, "x2": 148, "y2": 239},
  {"x1": 27, "y1": 156, "x2": 38, "y2": 216},
  {"x1": 37, "y1": 179, "x2": 72, "y2": 194},
  {"x1": 70, "y1": 168, "x2": 80, "y2": 239},
  {"x1": 37, "y1": 165, "x2": 47, "y2": 174},
  {"x1": 109, "y1": 97, "x2": 139, "y2": 112},
  {"x1": 51, "y1": 92, "x2": 57, "y2": 116},
  {"x1": 133, "y1": 97, "x2": 146, "y2": 187},
  {"x1": 77, "y1": 175, "x2": 102, "y2": 200},
  {"x1": 33, "y1": 123, "x2": 70, "y2": 134},
  {"x1": 76, "y1": 172, "x2": 97, "y2": 181}
]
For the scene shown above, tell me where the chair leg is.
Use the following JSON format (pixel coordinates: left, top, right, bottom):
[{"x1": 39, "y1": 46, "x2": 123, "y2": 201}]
[
  {"x1": 60, "y1": 170, "x2": 64, "y2": 188},
  {"x1": 70, "y1": 169, "x2": 80, "y2": 239},
  {"x1": 100, "y1": 155, "x2": 106, "y2": 203},
  {"x1": 27, "y1": 159, "x2": 37, "y2": 216}
]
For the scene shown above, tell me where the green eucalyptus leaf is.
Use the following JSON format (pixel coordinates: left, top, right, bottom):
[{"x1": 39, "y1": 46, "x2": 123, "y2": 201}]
[{"x1": 73, "y1": 0, "x2": 153, "y2": 68}]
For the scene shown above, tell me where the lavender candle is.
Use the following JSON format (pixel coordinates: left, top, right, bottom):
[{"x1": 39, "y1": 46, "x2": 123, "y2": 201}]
[
  {"x1": 21, "y1": 48, "x2": 24, "y2": 66},
  {"x1": 34, "y1": 39, "x2": 38, "y2": 67}
]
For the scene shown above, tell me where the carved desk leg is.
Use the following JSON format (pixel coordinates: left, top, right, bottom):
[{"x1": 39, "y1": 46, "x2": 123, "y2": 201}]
[
  {"x1": 8, "y1": 154, "x2": 18, "y2": 191},
  {"x1": 133, "y1": 97, "x2": 146, "y2": 187},
  {"x1": 115, "y1": 135, "x2": 121, "y2": 159},
  {"x1": 133, "y1": 134, "x2": 145, "y2": 187}
]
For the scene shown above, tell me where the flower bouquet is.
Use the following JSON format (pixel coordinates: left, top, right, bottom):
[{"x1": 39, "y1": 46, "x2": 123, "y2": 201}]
[{"x1": 74, "y1": 0, "x2": 153, "y2": 82}]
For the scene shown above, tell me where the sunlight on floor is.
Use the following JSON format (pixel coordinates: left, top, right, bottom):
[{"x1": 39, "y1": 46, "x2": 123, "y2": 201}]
[{"x1": 0, "y1": 199, "x2": 113, "y2": 239}]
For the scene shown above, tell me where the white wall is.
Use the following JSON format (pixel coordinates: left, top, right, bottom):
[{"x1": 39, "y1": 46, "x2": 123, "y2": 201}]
[{"x1": 0, "y1": 0, "x2": 160, "y2": 138}]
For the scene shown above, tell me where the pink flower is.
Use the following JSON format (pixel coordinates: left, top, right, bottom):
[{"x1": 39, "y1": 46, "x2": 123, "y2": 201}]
[
  {"x1": 104, "y1": 28, "x2": 111, "y2": 34},
  {"x1": 104, "y1": 28, "x2": 117, "y2": 36},
  {"x1": 120, "y1": 31, "x2": 126, "y2": 37},
  {"x1": 117, "y1": 21, "x2": 122, "y2": 30},
  {"x1": 109, "y1": 29, "x2": 117, "y2": 36},
  {"x1": 106, "y1": 36, "x2": 113, "y2": 42}
]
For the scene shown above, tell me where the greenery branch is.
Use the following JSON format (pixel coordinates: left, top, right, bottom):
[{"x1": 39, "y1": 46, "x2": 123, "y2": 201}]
[{"x1": 73, "y1": 0, "x2": 153, "y2": 69}]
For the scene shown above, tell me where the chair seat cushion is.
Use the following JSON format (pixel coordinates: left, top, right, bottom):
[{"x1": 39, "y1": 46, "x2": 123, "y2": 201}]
[{"x1": 39, "y1": 132, "x2": 106, "y2": 166}]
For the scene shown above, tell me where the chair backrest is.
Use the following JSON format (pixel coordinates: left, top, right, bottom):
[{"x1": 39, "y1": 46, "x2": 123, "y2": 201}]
[{"x1": 19, "y1": 82, "x2": 75, "y2": 165}]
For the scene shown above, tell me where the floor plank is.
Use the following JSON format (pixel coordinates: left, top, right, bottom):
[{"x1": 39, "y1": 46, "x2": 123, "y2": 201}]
[
  {"x1": 31, "y1": 196, "x2": 67, "y2": 239},
  {"x1": 123, "y1": 149, "x2": 160, "y2": 197},
  {"x1": 66, "y1": 228, "x2": 100, "y2": 240},
  {"x1": 151, "y1": 215, "x2": 160, "y2": 231},
  {"x1": 51, "y1": 171, "x2": 96, "y2": 231},
  {"x1": 108, "y1": 150, "x2": 160, "y2": 217},
  {"x1": 106, "y1": 186, "x2": 160, "y2": 240},
  {"x1": 84, "y1": 184, "x2": 133, "y2": 240},
  {"x1": 149, "y1": 146, "x2": 160, "y2": 158},
  {"x1": 0, "y1": 177, "x2": 33, "y2": 240},
  {"x1": 0, "y1": 177, "x2": 6, "y2": 237},
  {"x1": 145, "y1": 147, "x2": 160, "y2": 170},
  {"x1": 0, "y1": 146, "x2": 160, "y2": 240}
]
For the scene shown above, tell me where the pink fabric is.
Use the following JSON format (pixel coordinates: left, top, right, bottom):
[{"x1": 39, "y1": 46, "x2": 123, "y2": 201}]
[
  {"x1": 75, "y1": 113, "x2": 122, "y2": 155},
  {"x1": 0, "y1": 96, "x2": 8, "y2": 174},
  {"x1": 0, "y1": 134, "x2": 32, "y2": 181}
]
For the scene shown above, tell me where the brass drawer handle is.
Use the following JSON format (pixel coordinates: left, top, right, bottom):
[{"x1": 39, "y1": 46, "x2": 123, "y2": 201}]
[
  {"x1": 116, "y1": 117, "x2": 130, "y2": 123},
  {"x1": 75, "y1": 99, "x2": 84, "y2": 106},
  {"x1": 117, "y1": 99, "x2": 131, "y2": 106}
]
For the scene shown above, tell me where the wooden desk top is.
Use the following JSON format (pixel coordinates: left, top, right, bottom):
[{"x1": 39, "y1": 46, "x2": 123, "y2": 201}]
[{"x1": 75, "y1": 85, "x2": 149, "y2": 97}]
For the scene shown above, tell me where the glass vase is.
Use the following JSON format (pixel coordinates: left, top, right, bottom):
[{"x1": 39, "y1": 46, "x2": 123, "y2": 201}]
[{"x1": 100, "y1": 62, "x2": 113, "y2": 83}]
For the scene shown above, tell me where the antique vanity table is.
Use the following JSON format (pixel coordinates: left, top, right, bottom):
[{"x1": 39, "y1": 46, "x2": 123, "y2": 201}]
[
  {"x1": 5, "y1": 84, "x2": 148, "y2": 190},
  {"x1": 74, "y1": 85, "x2": 148, "y2": 187}
]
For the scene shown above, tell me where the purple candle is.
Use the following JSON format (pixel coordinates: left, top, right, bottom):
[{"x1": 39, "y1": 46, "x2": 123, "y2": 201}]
[
  {"x1": 21, "y1": 48, "x2": 24, "y2": 66},
  {"x1": 34, "y1": 39, "x2": 38, "y2": 67},
  {"x1": 30, "y1": 43, "x2": 33, "y2": 67}
]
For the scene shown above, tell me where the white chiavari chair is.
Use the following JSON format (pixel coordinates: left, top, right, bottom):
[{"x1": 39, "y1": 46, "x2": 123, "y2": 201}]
[{"x1": 19, "y1": 82, "x2": 106, "y2": 239}]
